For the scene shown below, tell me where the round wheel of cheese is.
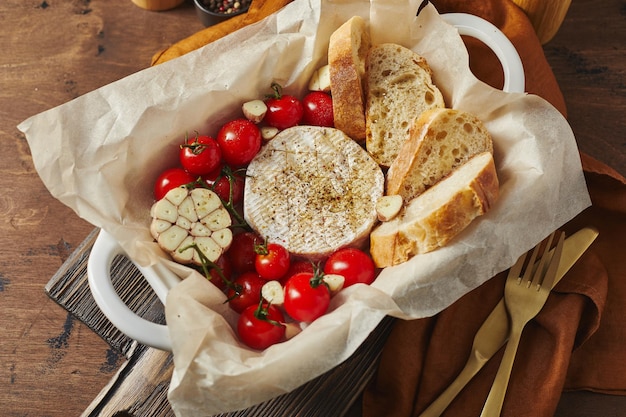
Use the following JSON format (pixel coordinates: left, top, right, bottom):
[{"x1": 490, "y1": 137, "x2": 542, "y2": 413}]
[{"x1": 244, "y1": 126, "x2": 384, "y2": 259}]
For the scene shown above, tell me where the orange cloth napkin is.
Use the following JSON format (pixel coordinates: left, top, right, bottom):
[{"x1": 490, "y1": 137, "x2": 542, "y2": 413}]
[
  {"x1": 356, "y1": 158, "x2": 625, "y2": 417},
  {"x1": 151, "y1": 0, "x2": 626, "y2": 415}
]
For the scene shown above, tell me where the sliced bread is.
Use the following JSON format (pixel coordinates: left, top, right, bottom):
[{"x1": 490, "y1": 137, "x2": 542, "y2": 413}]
[
  {"x1": 365, "y1": 43, "x2": 445, "y2": 167},
  {"x1": 370, "y1": 152, "x2": 499, "y2": 267},
  {"x1": 386, "y1": 108, "x2": 493, "y2": 202},
  {"x1": 328, "y1": 16, "x2": 371, "y2": 141}
]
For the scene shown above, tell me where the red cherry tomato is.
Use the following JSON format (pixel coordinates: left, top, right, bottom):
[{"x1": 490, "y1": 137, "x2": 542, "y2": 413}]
[
  {"x1": 237, "y1": 303, "x2": 285, "y2": 350},
  {"x1": 153, "y1": 167, "x2": 195, "y2": 200},
  {"x1": 212, "y1": 170, "x2": 245, "y2": 205},
  {"x1": 323, "y1": 248, "x2": 377, "y2": 288},
  {"x1": 301, "y1": 91, "x2": 334, "y2": 127},
  {"x1": 217, "y1": 119, "x2": 262, "y2": 167},
  {"x1": 227, "y1": 232, "x2": 262, "y2": 273},
  {"x1": 201, "y1": 162, "x2": 223, "y2": 183},
  {"x1": 281, "y1": 260, "x2": 315, "y2": 285},
  {"x1": 264, "y1": 83, "x2": 303, "y2": 130},
  {"x1": 255, "y1": 242, "x2": 291, "y2": 281},
  {"x1": 265, "y1": 95, "x2": 304, "y2": 130},
  {"x1": 227, "y1": 271, "x2": 265, "y2": 314},
  {"x1": 283, "y1": 272, "x2": 330, "y2": 322},
  {"x1": 179, "y1": 134, "x2": 222, "y2": 176}
]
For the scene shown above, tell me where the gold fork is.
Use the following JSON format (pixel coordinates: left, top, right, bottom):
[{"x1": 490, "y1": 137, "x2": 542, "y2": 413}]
[{"x1": 479, "y1": 230, "x2": 565, "y2": 417}]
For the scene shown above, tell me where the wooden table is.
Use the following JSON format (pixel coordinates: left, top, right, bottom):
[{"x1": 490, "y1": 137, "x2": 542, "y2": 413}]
[{"x1": 1, "y1": 1, "x2": 624, "y2": 416}]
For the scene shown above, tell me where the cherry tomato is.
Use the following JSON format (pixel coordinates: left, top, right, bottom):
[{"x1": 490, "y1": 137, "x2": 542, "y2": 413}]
[
  {"x1": 301, "y1": 91, "x2": 334, "y2": 127},
  {"x1": 265, "y1": 96, "x2": 304, "y2": 130},
  {"x1": 227, "y1": 232, "x2": 262, "y2": 273},
  {"x1": 201, "y1": 162, "x2": 223, "y2": 183},
  {"x1": 212, "y1": 170, "x2": 245, "y2": 205},
  {"x1": 264, "y1": 83, "x2": 303, "y2": 130},
  {"x1": 217, "y1": 119, "x2": 262, "y2": 167},
  {"x1": 227, "y1": 271, "x2": 265, "y2": 314},
  {"x1": 255, "y1": 242, "x2": 291, "y2": 281},
  {"x1": 283, "y1": 271, "x2": 330, "y2": 322},
  {"x1": 281, "y1": 260, "x2": 315, "y2": 285},
  {"x1": 237, "y1": 303, "x2": 285, "y2": 350},
  {"x1": 179, "y1": 134, "x2": 222, "y2": 176},
  {"x1": 323, "y1": 248, "x2": 376, "y2": 288},
  {"x1": 207, "y1": 255, "x2": 232, "y2": 292},
  {"x1": 153, "y1": 167, "x2": 195, "y2": 200}
]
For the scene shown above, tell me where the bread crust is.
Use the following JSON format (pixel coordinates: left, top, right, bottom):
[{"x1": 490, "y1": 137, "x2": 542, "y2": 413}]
[
  {"x1": 328, "y1": 16, "x2": 370, "y2": 141},
  {"x1": 386, "y1": 108, "x2": 493, "y2": 202},
  {"x1": 370, "y1": 152, "x2": 499, "y2": 267}
]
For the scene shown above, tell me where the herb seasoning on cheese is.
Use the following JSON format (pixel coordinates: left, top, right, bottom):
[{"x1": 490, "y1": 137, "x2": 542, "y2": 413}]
[{"x1": 244, "y1": 126, "x2": 384, "y2": 259}]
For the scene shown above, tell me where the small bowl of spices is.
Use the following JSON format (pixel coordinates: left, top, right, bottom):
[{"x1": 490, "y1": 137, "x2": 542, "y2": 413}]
[{"x1": 193, "y1": 0, "x2": 252, "y2": 27}]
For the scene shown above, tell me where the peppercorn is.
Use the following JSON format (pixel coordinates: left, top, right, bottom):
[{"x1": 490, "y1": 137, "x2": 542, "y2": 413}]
[{"x1": 200, "y1": 0, "x2": 251, "y2": 14}]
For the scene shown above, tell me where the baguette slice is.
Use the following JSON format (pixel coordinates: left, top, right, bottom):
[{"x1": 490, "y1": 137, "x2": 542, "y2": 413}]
[
  {"x1": 328, "y1": 16, "x2": 371, "y2": 141},
  {"x1": 386, "y1": 108, "x2": 493, "y2": 202},
  {"x1": 365, "y1": 43, "x2": 445, "y2": 167},
  {"x1": 370, "y1": 152, "x2": 499, "y2": 268}
]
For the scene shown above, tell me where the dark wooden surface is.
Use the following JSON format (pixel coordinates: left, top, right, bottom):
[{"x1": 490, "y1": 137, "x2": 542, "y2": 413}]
[
  {"x1": 542, "y1": 0, "x2": 625, "y2": 177},
  {"x1": 1, "y1": 2, "x2": 204, "y2": 416},
  {"x1": 1, "y1": 1, "x2": 624, "y2": 416}
]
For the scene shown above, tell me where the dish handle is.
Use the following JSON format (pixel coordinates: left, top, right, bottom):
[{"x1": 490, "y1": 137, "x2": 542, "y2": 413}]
[
  {"x1": 442, "y1": 13, "x2": 525, "y2": 94},
  {"x1": 87, "y1": 229, "x2": 177, "y2": 351}
]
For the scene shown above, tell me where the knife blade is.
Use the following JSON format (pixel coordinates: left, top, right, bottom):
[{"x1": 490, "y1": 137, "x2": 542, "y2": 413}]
[{"x1": 418, "y1": 227, "x2": 599, "y2": 417}]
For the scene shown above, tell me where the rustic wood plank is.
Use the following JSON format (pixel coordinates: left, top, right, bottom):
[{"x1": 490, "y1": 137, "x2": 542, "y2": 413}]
[{"x1": 81, "y1": 344, "x2": 175, "y2": 417}]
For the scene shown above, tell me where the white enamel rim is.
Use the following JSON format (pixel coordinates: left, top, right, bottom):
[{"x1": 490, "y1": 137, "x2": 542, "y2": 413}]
[
  {"x1": 86, "y1": 13, "x2": 526, "y2": 352},
  {"x1": 87, "y1": 229, "x2": 179, "y2": 351},
  {"x1": 441, "y1": 13, "x2": 525, "y2": 93}
]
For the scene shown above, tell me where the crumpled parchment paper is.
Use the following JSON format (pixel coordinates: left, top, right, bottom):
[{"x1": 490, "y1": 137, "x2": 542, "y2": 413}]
[{"x1": 19, "y1": 0, "x2": 591, "y2": 415}]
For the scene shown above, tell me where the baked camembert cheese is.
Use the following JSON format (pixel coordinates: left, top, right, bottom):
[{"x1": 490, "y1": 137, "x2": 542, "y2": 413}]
[{"x1": 244, "y1": 125, "x2": 384, "y2": 259}]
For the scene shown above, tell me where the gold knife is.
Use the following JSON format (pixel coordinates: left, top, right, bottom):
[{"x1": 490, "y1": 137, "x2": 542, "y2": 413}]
[{"x1": 418, "y1": 227, "x2": 599, "y2": 417}]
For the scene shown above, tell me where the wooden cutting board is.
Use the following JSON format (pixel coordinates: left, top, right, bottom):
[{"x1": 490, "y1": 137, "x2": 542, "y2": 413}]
[{"x1": 45, "y1": 227, "x2": 394, "y2": 417}]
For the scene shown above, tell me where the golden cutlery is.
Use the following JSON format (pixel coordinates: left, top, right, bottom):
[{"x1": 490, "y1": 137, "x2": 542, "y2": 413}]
[
  {"x1": 418, "y1": 227, "x2": 598, "y2": 417},
  {"x1": 479, "y1": 230, "x2": 565, "y2": 417}
]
